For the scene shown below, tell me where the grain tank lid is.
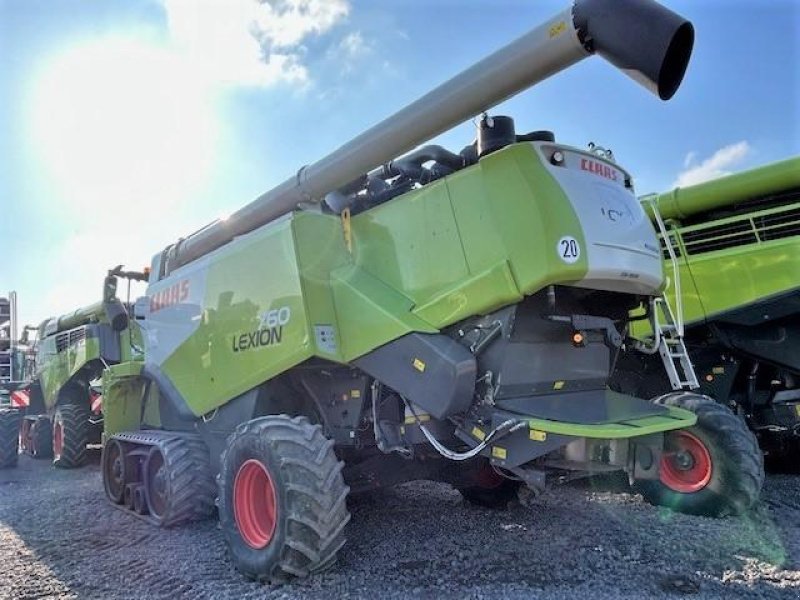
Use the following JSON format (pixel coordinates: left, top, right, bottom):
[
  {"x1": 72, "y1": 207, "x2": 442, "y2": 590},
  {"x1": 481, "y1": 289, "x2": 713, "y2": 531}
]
[{"x1": 644, "y1": 156, "x2": 800, "y2": 221}]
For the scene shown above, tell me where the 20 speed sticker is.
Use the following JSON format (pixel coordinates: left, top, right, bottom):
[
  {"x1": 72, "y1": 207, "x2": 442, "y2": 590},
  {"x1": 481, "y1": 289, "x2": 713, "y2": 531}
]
[{"x1": 557, "y1": 236, "x2": 581, "y2": 264}]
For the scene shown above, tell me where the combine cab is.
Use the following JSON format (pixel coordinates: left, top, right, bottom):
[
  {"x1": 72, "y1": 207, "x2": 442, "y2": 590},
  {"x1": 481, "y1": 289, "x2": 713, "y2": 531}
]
[
  {"x1": 614, "y1": 157, "x2": 800, "y2": 462},
  {"x1": 95, "y1": 0, "x2": 762, "y2": 583}
]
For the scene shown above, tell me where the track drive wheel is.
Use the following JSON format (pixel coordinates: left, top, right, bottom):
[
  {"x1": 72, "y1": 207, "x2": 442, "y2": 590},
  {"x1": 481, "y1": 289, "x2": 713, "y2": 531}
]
[
  {"x1": 102, "y1": 438, "x2": 132, "y2": 504},
  {"x1": 53, "y1": 404, "x2": 90, "y2": 468},
  {"x1": 218, "y1": 415, "x2": 351, "y2": 583},
  {"x1": 31, "y1": 416, "x2": 54, "y2": 459},
  {"x1": 458, "y1": 460, "x2": 522, "y2": 509},
  {"x1": 637, "y1": 392, "x2": 764, "y2": 517},
  {"x1": 0, "y1": 408, "x2": 22, "y2": 469},
  {"x1": 142, "y1": 437, "x2": 216, "y2": 527}
]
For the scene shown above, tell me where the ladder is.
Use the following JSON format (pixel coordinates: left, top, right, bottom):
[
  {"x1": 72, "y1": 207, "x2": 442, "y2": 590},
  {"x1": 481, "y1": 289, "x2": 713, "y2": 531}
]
[
  {"x1": 653, "y1": 297, "x2": 698, "y2": 390},
  {"x1": 0, "y1": 292, "x2": 18, "y2": 385},
  {"x1": 0, "y1": 295, "x2": 11, "y2": 384},
  {"x1": 642, "y1": 196, "x2": 699, "y2": 391}
]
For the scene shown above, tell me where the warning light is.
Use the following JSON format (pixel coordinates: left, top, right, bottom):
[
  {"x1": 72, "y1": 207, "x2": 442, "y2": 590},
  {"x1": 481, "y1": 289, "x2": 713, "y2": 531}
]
[{"x1": 572, "y1": 331, "x2": 585, "y2": 347}]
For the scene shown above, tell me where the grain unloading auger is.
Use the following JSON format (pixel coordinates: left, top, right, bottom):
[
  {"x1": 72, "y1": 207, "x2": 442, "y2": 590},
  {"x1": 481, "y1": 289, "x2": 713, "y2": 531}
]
[
  {"x1": 614, "y1": 157, "x2": 800, "y2": 465},
  {"x1": 98, "y1": 0, "x2": 762, "y2": 582}
]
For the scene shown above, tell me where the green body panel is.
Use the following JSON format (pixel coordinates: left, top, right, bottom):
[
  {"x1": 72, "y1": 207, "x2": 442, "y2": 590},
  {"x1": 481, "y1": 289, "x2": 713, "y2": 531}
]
[
  {"x1": 101, "y1": 362, "x2": 157, "y2": 439},
  {"x1": 157, "y1": 143, "x2": 593, "y2": 417},
  {"x1": 37, "y1": 334, "x2": 101, "y2": 410},
  {"x1": 527, "y1": 405, "x2": 696, "y2": 438},
  {"x1": 160, "y1": 218, "x2": 314, "y2": 417},
  {"x1": 351, "y1": 144, "x2": 588, "y2": 329}
]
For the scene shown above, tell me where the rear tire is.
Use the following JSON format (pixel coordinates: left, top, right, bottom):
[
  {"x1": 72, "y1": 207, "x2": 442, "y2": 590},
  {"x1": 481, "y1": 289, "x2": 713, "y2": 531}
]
[
  {"x1": 637, "y1": 392, "x2": 764, "y2": 517},
  {"x1": 457, "y1": 461, "x2": 522, "y2": 509},
  {"x1": 0, "y1": 408, "x2": 21, "y2": 469},
  {"x1": 53, "y1": 404, "x2": 90, "y2": 469},
  {"x1": 218, "y1": 415, "x2": 350, "y2": 583},
  {"x1": 32, "y1": 416, "x2": 54, "y2": 459}
]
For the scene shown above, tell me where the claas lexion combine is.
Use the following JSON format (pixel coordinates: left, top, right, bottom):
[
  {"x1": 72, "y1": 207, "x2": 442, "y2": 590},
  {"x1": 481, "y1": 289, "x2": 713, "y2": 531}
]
[
  {"x1": 614, "y1": 157, "x2": 800, "y2": 465},
  {"x1": 0, "y1": 268, "x2": 146, "y2": 468},
  {"x1": 2, "y1": 0, "x2": 765, "y2": 582}
]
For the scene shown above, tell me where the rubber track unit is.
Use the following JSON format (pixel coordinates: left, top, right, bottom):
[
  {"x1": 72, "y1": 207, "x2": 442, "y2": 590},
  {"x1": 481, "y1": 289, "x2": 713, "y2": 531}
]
[
  {"x1": 639, "y1": 392, "x2": 764, "y2": 517},
  {"x1": 218, "y1": 415, "x2": 351, "y2": 583},
  {"x1": 53, "y1": 404, "x2": 90, "y2": 468},
  {"x1": 108, "y1": 431, "x2": 216, "y2": 527},
  {"x1": 0, "y1": 408, "x2": 21, "y2": 469}
]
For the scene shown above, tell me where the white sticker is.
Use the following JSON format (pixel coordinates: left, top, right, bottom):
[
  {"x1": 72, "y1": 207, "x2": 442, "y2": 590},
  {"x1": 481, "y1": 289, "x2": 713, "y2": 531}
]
[{"x1": 557, "y1": 236, "x2": 581, "y2": 264}]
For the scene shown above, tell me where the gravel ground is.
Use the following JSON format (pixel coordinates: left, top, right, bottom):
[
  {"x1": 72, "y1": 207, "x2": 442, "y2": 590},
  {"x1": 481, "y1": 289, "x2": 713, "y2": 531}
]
[{"x1": 0, "y1": 453, "x2": 798, "y2": 600}]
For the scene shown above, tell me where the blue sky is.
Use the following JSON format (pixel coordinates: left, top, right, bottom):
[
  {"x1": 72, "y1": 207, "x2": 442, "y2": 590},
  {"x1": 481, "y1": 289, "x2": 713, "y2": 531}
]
[{"x1": 0, "y1": 0, "x2": 798, "y2": 327}]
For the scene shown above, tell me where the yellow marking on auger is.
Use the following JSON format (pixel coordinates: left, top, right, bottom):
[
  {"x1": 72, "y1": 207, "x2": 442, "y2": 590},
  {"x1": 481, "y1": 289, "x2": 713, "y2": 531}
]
[
  {"x1": 549, "y1": 21, "x2": 566, "y2": 38},
  {"x1": 553, "y1": 381, "x2": 565, "y2": 390},
  {"x1": 529, "y1": 429, "x2": 547, "y2": 442},
  {"x1": 351, "y1": 389, "x2": 361, "y2": 399},
  {"x1": 712, "y1": 366, "x2": 725, "y2": 375},
  {"x1": 492, "y1": 446, "x2": 507, "y2": 460},
  {"x1": 413, "y1": 358, "x2": 426, "y2": 372},
  {"x1": 471, "y1": 427, "x2": 486, "y2": 441}
]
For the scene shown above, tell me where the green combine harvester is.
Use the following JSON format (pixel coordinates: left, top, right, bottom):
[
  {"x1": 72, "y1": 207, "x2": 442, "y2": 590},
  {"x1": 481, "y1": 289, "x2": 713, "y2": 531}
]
[
  {"x1": 614, "y1": 157, "x2": 800, "y2": 463},
  {"x1": 58, "y1": 0, "x2": 758, "y2": 582},
  {"x1": 0, "y1": 267, "x2": 146, "y2": 468}
]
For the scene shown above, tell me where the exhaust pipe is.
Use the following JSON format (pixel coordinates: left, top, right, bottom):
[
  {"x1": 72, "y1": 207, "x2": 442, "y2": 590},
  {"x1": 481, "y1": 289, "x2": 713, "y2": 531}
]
[{"x1": 162, "y1": 0, "x2": 694, "y2": 276}]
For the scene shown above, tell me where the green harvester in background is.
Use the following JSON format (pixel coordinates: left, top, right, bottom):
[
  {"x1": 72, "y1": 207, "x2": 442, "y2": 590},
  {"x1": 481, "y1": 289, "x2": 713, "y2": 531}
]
[
  {"x1": 614, "y1": 157, "x2": 800, "y2": 463},
  {"x1": 0, "y1": 267, "x2": 146, "y2": 468}
]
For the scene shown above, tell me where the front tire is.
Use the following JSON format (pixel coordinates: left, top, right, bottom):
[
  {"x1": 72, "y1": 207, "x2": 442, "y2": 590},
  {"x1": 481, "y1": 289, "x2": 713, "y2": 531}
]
[
  {"x1": 637, "y1": 392, "x2": 764, "y2": 517},
  {"x1": 53, "y1": 404, "x2": 90, "y2": 469},
  {"x1": 218, "y1": 415, "x2": 350, "y2": 583}
]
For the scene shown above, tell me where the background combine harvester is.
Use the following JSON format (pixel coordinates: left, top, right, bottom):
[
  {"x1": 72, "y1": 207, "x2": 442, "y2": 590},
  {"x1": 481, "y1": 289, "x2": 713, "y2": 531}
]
[
  {"x1": 0, "y1": 267, "x2": 146, "y2": 468},
  {"x1": 80, "y1": 0, "x2": 760, "y2": 583},
  {"x1": 614, "y1": 157, "x2": 800, "y2": 465}
]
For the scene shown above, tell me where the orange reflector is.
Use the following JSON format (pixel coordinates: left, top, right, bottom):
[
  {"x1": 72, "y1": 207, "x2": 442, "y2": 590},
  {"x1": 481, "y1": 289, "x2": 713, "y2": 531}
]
[
  {"x1": 705, "y1": 374, "x2": 714, "y2": 382},
  {"x1": 572, "y1": 332, "x2": 585, "y2": 346}
]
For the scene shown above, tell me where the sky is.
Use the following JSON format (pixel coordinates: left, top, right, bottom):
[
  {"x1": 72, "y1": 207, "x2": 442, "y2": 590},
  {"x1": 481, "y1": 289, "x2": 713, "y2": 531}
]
[{"x1": 0, "y1": 0, "x2": 798, "y2": 328}]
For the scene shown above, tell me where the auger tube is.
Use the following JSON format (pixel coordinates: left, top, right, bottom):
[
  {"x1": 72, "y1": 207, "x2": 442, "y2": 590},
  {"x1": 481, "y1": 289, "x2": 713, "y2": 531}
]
[
  {"x1": 162, "y1": 0, "x2": 694, "y2": 276},
  {"x1": 646, "y1": 157, "x2": 800, "y2": 221}
]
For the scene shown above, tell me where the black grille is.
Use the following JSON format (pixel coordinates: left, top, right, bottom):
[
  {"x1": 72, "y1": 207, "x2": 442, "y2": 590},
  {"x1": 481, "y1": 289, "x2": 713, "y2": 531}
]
[
  {"x1": 679, "y1": 203, "x2": 800, "y2": 256},
  {"x1": 55, "y1": 328, "x2": 87, "y2": 352}
]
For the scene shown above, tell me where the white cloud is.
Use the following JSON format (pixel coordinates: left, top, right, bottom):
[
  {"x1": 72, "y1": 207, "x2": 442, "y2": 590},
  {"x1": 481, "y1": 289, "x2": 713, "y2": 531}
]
[
  {"x1": 673, "y1": 141, "x2": 751, "y2": 187},
  {"x1": 161, "y1": 0, "x2": 350, "y2": 87},
  {"x1": 325, "y1": 31, "x2": 372, "y2": 75}
]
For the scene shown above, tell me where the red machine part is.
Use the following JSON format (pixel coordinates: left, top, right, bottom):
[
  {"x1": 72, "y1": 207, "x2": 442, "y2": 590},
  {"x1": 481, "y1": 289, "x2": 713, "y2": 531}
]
[{"x1": 10, "y1": 390, "x2": 29, "y2": 408}]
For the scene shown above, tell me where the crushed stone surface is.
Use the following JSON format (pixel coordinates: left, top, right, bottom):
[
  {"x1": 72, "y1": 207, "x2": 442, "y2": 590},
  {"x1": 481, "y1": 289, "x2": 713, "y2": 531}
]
[{"x1": 1, "y1": 454, "x2": 798, "y2": 599}]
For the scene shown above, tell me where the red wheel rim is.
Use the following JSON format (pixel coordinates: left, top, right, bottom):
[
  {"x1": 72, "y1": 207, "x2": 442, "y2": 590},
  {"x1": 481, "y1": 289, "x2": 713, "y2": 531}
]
[
  {"x1": 233, "y1": 459, "x2": 277, "y2": 549},
  {"x1": 660, "y1": 431, "x2": 712, "y2": 493},
  {"x1": 53, "y1": 421, "x2": 63, "y2": 459}
]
